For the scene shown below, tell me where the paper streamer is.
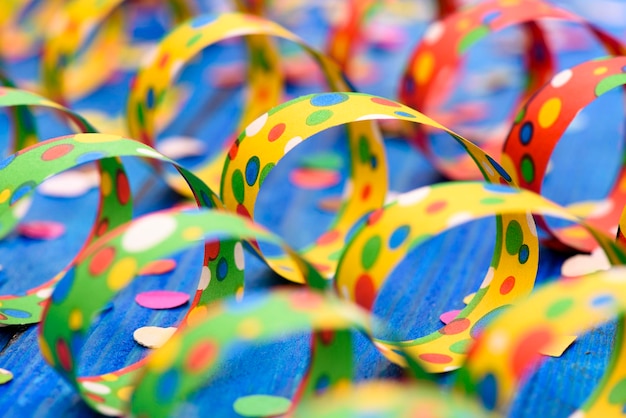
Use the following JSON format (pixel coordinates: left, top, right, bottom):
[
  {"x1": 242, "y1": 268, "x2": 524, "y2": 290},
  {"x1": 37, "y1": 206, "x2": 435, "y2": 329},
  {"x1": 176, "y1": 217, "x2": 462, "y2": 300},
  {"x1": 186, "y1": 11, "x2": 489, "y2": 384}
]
[
  {"x1": 40, "y1": 0, "x2": 194, "y2": 104},
  {"x1": 503, "y1": 55, "x2": 626, "y2": 253},
  {"x1": 462, "y1": 267, "x2": 626, "y2": 416},
  {"x1": 127, "y1": 12, "x2": 381, "y2": 195},
  {"x1": 400, "y1": 0, "x2": 625, "y2": 180}
]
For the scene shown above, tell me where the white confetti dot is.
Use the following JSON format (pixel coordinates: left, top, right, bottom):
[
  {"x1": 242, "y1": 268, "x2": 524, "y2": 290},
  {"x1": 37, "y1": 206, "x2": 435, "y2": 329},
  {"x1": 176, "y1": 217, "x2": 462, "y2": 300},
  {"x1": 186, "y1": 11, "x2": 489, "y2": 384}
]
[
  {"x1": 245, "y1": 113, "x2": 269, "y2": 137},
  {"x1": 568, "y1": 410, "x2": 585, "y2": 418},
  {"x1": 35, "y1": 287, "x2": 54, "y2": 299},
  {"x1": 526, "y1": 212, "x2": 538, "y2": 237},
  {"x1": 133, "y1": 326, "x2": 177, "y2": 349},
  {"x1": 480, "y1": 267, "x2": 495, "y2": 288},
  {"x1": 121, "y1": 214, "x2": 177, "y2": 253},
  {"x1": 156, "y1": 136, "x2": 206, "y2": 160},
  {"x1": 94, "y1": 404, "x2": 124, "y2": 417},
  {"x1": 397, "y1": 187, "x2": 431, "y2": 207},
  {"x1": 424, "y1": 21, "x2": 444, "y2": 44},
  {"x1": 447, "y1": 212, "x2": 473, "y2": 228},
  {"x1": 234, "y1": 242, "x2": 245, "y2": 270},
  {"x1": 197, "y1": 266, "x2": 211, "y2": 290},
  {"x1": 355, "y1": 114, "x2": 396, "y2": 122},
  {"x1": 81, "y1": 381, "x2": 111, "y2": 395},
  {"x1": 39, "y1": 170, "x2": 98, "y2": 198},
  {"x1": 551, "y1": 69, "x2": 573, "y2": 88},
  {"x1": 283, "y1": 136, "x2": 303, "y2": 154}
]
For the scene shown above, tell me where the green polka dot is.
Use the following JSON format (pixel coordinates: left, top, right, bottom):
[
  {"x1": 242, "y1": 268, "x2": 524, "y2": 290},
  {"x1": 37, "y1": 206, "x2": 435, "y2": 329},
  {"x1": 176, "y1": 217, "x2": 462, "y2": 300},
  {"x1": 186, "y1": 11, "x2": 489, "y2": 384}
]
[
  {"x1": 458, "y1": 26, "x2": 490, "y2": 54},
  {"x1": 480, "y1": 197, "x2": 505, "y2": 205},
  {"x1": 186, "y1": 33, "x2": 203, "y2": 47},
  {"x1": 520, "y1": 156, "x2": 535, "y2": 183},
  {"x1": 232, "y1": 170, "x2": 245, "y2": 204},
  {"x1": 358, "y1": 136, "x2": 370, "y2": 164},
  {"x1": 259, "y1": 163, "x2": 275, "y2": 187},
  {"x1": 514, "y1": 107, "x2": 526, "y2": 124},
  {"x1": 328, "y1": 250, "x2": 342, "y2": 261},
  {"x1": 608, "y1": 379, "x2": 626, "y2": 404},
  {"x1": 449, "y1": 339, "x2": 472, "y2": 355},
  {"x1": 136, "y1": 103, "x2": 145, "y2": 127},
  {"x1": 306, "y1": 110, "x2": 333, "y2": 126},
  {"x1": 546, "y1": 299, "x2": 574, "y2": 319},
  {"x1": 595, "y1": 74, "x2": 626, "y2": 97},
  {"x1": 505, "y1": 221, "x2": 523, "y2": 255},
  {"x1": 233, "y1": 395, "x2": 292, "y2": 417},
  {"x1": 361, "y1": 236, "x2": 382, "y2": 270}
]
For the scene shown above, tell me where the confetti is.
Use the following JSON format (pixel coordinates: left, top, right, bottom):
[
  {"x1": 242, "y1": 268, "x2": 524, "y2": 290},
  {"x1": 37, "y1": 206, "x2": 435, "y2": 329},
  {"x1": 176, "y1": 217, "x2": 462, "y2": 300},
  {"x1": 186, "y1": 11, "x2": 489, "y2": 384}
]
[
  {"x1": 138, "y1": 259, "x2": 177, "y2": 276},
  {"x1": 233, "y1": 395, "x2": 292, "y2": 417},
  {"x1": 133, "y1": 326, "x2": 177, "y2": 349},
  {"x1": 289, "y1": 168, "x2": 341, "y2": 190},
  {"x1": 561, "y1": 248, "x2": 610, "y2": 278},
  {"x1": 38, "y1": 170, "x2": 99, "y2": 198},
  {"x1": 17, "y1": 221, "x2": 65, "y2": 240},
  {"x1": 135, "y1": 290, "x2": 191, "y2": 310},
  {"x1": 0, "y1": 369, "x2": 13, "y2": 385}
]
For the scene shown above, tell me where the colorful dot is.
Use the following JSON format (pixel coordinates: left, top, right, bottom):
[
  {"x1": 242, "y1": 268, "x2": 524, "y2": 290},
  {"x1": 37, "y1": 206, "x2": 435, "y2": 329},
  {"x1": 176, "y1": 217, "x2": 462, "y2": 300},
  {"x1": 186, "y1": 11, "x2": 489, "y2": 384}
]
[
  {"x1": 216, "y1": 257, "x2": 228, "y2": 281},
  {"x1": 426, "y1": 200, "x2": 447, "y2": 214},
  {"x1": 537, "y1": 97, "x2": 561, "y2": 129},
  {"x1": 156, "y1": 369, "x2": 179, "y2": 402},
  {"x1": 51, "y1": 269, "x2": 75, "y2": 304},
  {"x1": 546, "y1": 298, "x2": 574, "y2": 319},
  {"x1": 591, "y1": 294, "x2": 615, "y2": 308},
  {"x1": 355, "y1": 274, "x2": 376, "y2": 310},
  {"x1": 0, "y1": 154, "x2": 15, "y2": 170},
  {"x1": 361, "y1": 236, "x2": 382, "y2": 269},
  {"x1": 9, "y1": 181, "x2": 35, "y2": 205},
  {"x1": 520, "y1": 155, "x2": 535, "y2": 183},
  {"x1": 608, "y1": 379, "x2": 626, "y2": 404},
  {"x1": 116, "y1": 171, "x2": 130, "y2": 205},
  {"x1": 449, "y1": 339, "x2": 472, "y2": 354},
  {"x1": 185, "y1": 340, "x2": 218, "y2": 372},
  {"x1": 418, "y1": 353, "x2": 452, "y2": 364},
  {"x1": 394, "y1": 111, "x2": 415, "y2": 118},
  {"x1": 56, "y1": 338, "x2": 73, "y2": 371},
  {"x1": 107, "y1": 257, "x2": 138, "y2": 291},
  {"x1": 519, "y1": 121, "x2": 533, "y2": 145},
  {"x1": 268, "y1": 123, "x2": 286, "y2": 142},
  {"x1": 389, "y1": 225, "x2": 410, "y2": 249},
  {"x1": 477, "y1": 373, "x2": 498, "y2": 410},
  {"x1": 310, "y1": 93, "x2": 348, "y2": 107},
  {"x1": 41, "y1": 144, "x2": 74, "y2": 161},
  {"x1": 245, "y1": 157, "x2": 260, "y2": 186},
  {"x1": 551, "y1": 69, "x2": 573, "y2": 88},
  {"x1": 440, "y1": 318, "x2": 471, "y2": 335},
  {"x1": 306, "y1": 110, "x2": 333, "y2": 126},
  {"x1": 511, "y1": 328, "x2": 553, "y2": 378},
  {"x1": 505, "y1": 221, "x2": 523, "y2": 255},
  {"x1": 499, "y1": 276, "x2": 515, "y2": 295},
  {"x1": 232, "y1": 170, "x2": 245, "y2": 204},
  {"x1": 415, "y1": 52, "x2": 434, "y2": 83},
  {"x1": 259, "y1": 163, "x2": 274, "y2": 186},
  {"x1": 518, "y1": 244, "x2": 530, "y2": 264},
  {"x1": 121, "y1": 214, "x2": 177, "y2": 252},
  {"x1": 190, "y1": 14, "x2": 217, "y2": 28},
  {"x1": 371, "y1": 97, "x2": 401, "y2": 107},
  {"x1": 89, "y1": 247, "x2": 116, "y2": 276}
]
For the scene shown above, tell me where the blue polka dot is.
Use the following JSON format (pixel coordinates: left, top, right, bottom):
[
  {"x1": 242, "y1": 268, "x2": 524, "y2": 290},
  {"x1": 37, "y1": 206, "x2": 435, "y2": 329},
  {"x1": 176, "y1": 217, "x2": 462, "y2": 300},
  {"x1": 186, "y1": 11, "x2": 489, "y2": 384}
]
[
  {"x1": 190, "y1": 14, "x2": 217, "y2": 28},
  {"x1": 370, "y1": 155, "x2": 377, "y2": 169},
  {"x1": 71, "y1": 332, "x2": 85, "y2": 353},
  {"x1": 483, "y1": 184, "x2": 518, "y2": 194},
  {"x1": 9, "y1": 181, "x2": 36, "y2": 205},
  {"x1": 156, "y1": 369, "x2": 179, "y2": 402},
  {"x1": 200, "y1": 190, "x2": 214, "y2": 208},
  {"x1": 519, "y1": 121, "x2": 533, "y2": 145},
  {"x1": 345, "y1": 216, "x2": 366, "y2": 244},
  {"x1": 0, "y1": 154, "x2": 15, "y2": 170},
  {"x1": 245, "y1": 157, "x2": 260, "y2": 186},
  {"x1": 483, "y1": 11, "x2": 501, "y2": 25},
  {"x1": 52, "y1": 269, "x2": 75, "y2": 304},
  {"x1": 216, "y1": 257, "x2": 228, "y2": 281},
  {"x1": 1, "y1": 309, "x2": 31, "y2": 318},
  {"x1": 389, "y1": 225, "x2": 410, "y2": 249},
  {"x1": 478, "y1": 373, "x2": 498, "y2": 410},
  {"x1": 310, "y1": 93, "x2": 348, "y2": 107},
  {"x1": 487, "y1": 156, "x2": 512, "y2": 182},
  {"x1": 518, "y1": 244, "x2": 529, "y2": 264},
  {"x1": 394, "y1": 111, "x2": 415, "y2": 118},
  {"x1": 146, "y1": 88, "x2": 155, "y2": 109},
  {"x1": 314, "y1": 374, "x2": 330, "y2": 393},
  {"x1": 75, "y1": 151, "x2": 106, "y2": 165},
  {"x1": 591, "y1": 294, "x2": 615, "y2": 308}
]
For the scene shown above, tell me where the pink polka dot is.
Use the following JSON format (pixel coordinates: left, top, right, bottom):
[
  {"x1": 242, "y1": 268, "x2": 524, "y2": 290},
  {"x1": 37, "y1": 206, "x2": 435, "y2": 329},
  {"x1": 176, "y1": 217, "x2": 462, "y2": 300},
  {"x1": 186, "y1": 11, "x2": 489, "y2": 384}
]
[{"x1": 41, "y1": 144, "x2": 74, "y2": 161}]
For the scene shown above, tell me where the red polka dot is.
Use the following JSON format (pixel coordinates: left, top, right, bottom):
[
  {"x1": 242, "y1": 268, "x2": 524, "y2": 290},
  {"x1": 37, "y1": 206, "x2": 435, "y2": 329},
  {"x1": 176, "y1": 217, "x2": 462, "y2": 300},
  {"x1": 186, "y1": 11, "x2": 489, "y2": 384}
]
[
  {"x1": 228, "y1": 141, "x2": 239, "y2": 160},
  {"x1": 361, "y1": 184, "x2": 371, "y2": 201},
  {"x1": 139, "y1": 259, "x2": 177, "y2": 276},
  {"x1": 205, "y1": 241, "x2": 220, "y2": 260},
  {"x1": 500, "y1": 276, "x2": 516, "y2": 295},
  {"x1": 268, "y1": 123, "x2": 286, "y2": 142},
  {"x1": 158, "y1": 53, "x2": 169, "y2": 68},
  {"x1": 41, "y1": 144, "x2": 74, "y2": 161},
  {"x1": 367, "y1": 208, "x2": 384, "y2": 225},
  {"x1": 185, "y1": 341, "x2": 218, "y2": 372},
  {"x1": 440, "y1": 318, "x2": 470, "y2": 335},
  {"x1": 426, "y1": 200, "x2": 447, "y2": 214},
  {"x1": 236, "y1": 204, "x2": 251, "y2": 218},
  {"x1": 418, "y1": 353, "x2": 453, "y2": 364},
  {"x1": 89, "y1": 247, "x2": 116, "y2": 276},
  {"x1": 316, "y1": 230, "x2": 340, "y2": 246},
  {"x1": 371, "y1": 97, "x2": 401, "y2": 107},
  {"x1": 0, "y1": 313, "x2": 7, "y2": 320},
  {"x1": 116, "y1": 171, "x2": 130, "y2": 205},
  {"x1": 318, "y1": 330, "x2": 335, "y2": 345},
  {"x1": 95, "y1": 218, "x2": 109, "y2": 237},
  {"x1": 511, "y1": 328, "x2": 553, "y2": 378},
  {"x1": 56, "y1": 338, "x2": 73, "y2": 371},
  {"x1": 355, "y1": 274, "x2": 376, "y2": 310},
  {"x1": 84, "y1": 393, "x2": 105, "y2": 403},
  {"x1": 290, "y1": 291, "x2": 323, "y2": 310}
]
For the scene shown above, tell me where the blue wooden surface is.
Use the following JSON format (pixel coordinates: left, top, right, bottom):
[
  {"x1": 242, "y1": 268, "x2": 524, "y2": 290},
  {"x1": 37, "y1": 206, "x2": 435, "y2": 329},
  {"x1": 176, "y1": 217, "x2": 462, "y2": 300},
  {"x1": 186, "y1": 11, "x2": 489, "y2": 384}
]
[{"x1": 1, "y1": 0, "x2": 626, "y2": 416}]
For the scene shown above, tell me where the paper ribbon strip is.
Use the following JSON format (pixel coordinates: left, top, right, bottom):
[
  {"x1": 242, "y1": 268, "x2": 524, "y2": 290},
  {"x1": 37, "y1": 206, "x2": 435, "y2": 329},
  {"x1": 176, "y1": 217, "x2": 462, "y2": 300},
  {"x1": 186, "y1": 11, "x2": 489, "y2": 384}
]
[
  {"x1": 40, "y1": 0, "x2": 194, "y2": 105},
  {"x1": 462, "y1": 266, "x2": 626, "y2": 417},
  {"x1": 335, "y1": 181, "x2": 626, "y2": 373},
  {"x1": 400, "y1": 0, "x2": 625, "y2": 180},
  {"x1": 127, "y1": 12, "x2": 381, "y2": 196},
  {"x1": 503, "y1": 55, "x2": 626, "y2": 253}
]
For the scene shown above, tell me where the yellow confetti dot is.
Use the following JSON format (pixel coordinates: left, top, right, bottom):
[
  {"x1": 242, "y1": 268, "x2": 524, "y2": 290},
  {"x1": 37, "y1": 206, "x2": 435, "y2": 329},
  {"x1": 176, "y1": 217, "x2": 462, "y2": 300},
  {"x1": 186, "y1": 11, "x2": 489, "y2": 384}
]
[
  {"x1": 184, "y1": 306, "x2": 208, "y2": 328},
  {"x1": 100, "y1": 172, "x2": 112, "y2": 197},
  {"x1": 237, "y1": 318, "x2": 262, "y2": 340},
  {"x1": 537, "y1": 97, "x2": 561, "y2": 129},
  {"x1": 107, "y1": 257, "x2": 138, "y2": 291},
  {"x1": 117, "y1": 386, "x2": 134, "y2": 402},
  {"x1": 594, "y1": 66, "x2": 608, "y2": 75},
  {"x1": 38, "y1": 337, "x2": 54, "y2": 365},
  {"x1": 182, "y1": 226, "x2": 203, "y2": 241},
  {"x1": 148, "y1": 335, "x2": 181, "y2": 372},
  {"x1": 415, "y1": 52, "x2": 434, "y2": 84},
  {"x1": 0, "y1": 189, "x2": 10, "y2": 204},
  {"x1": 69, "y1": 309, "x2": 83, "y2": 331},
  {"x1": 74, "y1": 133, "x2": 121, "y2": 143},
  {"x1": 101, "y1": 373, "x2": 119, "y2": 382}
]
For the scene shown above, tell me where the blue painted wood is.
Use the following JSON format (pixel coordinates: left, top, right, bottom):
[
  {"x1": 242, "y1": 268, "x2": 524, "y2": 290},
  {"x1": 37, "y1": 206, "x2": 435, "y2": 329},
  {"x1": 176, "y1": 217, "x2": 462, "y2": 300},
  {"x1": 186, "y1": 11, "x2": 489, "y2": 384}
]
[{"x1": 0, "y1": 1, "x2": 624, "y2": 416}]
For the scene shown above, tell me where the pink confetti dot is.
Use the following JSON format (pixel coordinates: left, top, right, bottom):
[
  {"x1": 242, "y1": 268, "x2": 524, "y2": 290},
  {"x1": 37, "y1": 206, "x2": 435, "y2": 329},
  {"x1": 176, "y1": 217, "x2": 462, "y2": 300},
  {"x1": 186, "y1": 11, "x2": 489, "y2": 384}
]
[
  {"x1": 17, "y1": 221, "x2": 65, "y2": 240},
  {"x1": 135, "y1": 290, "x2": 190, "y2": 310},
  {"x1": 439, "y1": 309, "x2": 462, "y2": 325}
]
